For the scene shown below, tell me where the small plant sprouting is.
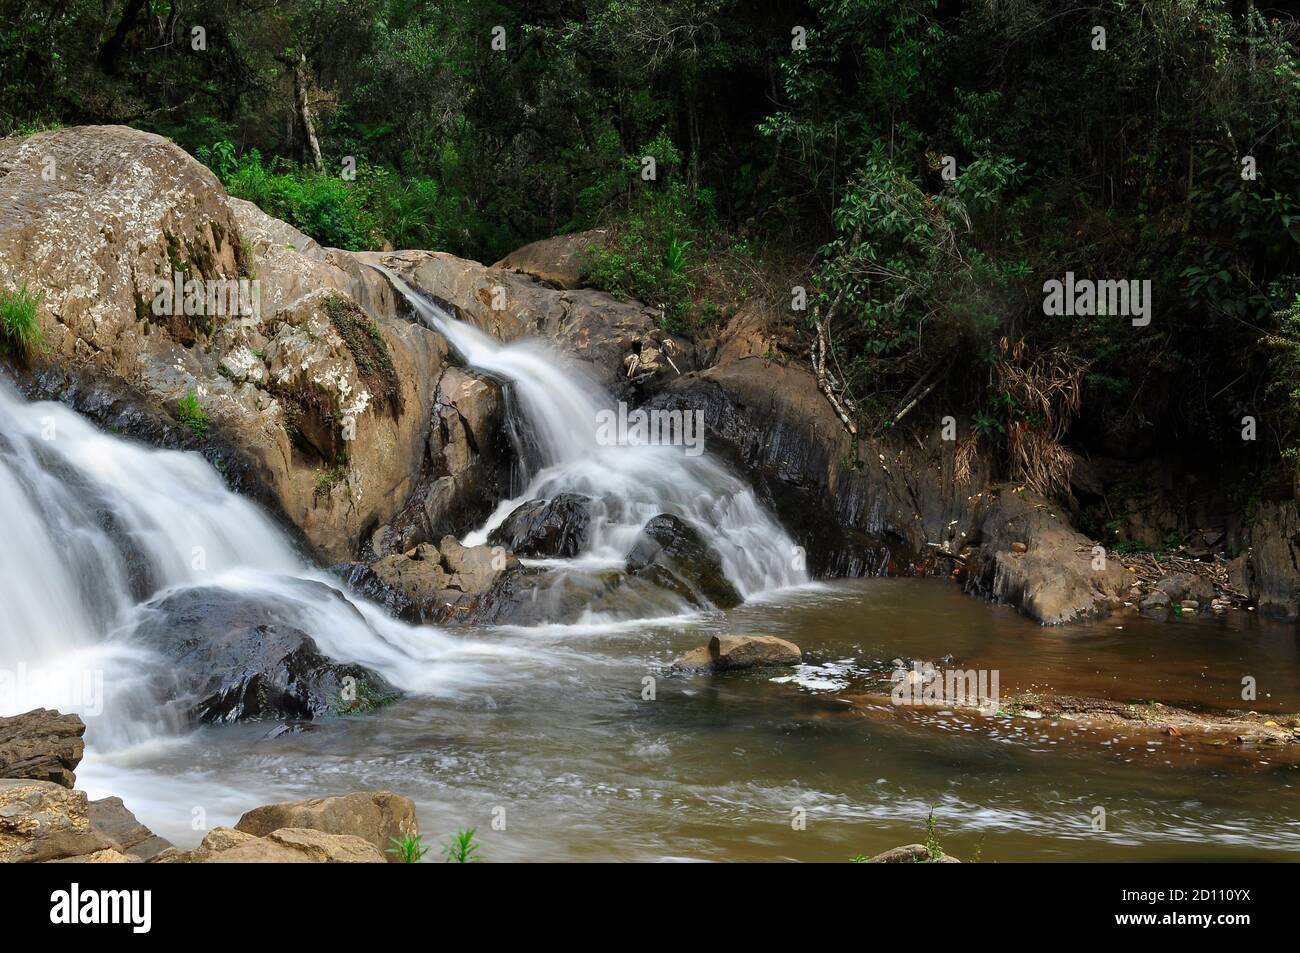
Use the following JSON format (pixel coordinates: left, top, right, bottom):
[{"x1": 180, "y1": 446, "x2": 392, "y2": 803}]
[
  {"x1": 176, "y1": 390, "x2": 209, "y2": 439},
  {"x1": 922, "y1": 809, "x2": 944, "y2": 862},
  {"x1": 0, "y1": 283, "x2": 46, "y2": 361},
  {"x1": 386, "y1": 833, "x2": 430, "y2": 864},
  {"x1": 442, "y1": 828, "x2": 482, "y2": 863}
]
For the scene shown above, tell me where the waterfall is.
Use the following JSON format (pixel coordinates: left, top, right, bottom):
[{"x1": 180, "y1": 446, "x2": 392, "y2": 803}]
[
  {"x1": 380, "y1": 268, "x2": 806, "y2": 599},
  {"x1": 0, "y1": 379, "x2": 506, "y2": 737}
]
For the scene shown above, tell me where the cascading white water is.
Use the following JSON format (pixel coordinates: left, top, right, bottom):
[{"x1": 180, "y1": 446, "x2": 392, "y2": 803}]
[
  {"x1": 381, "y1": 269, "x2": 806, "y2": 599},
  {"x1": 0, "y1": 380, "x2": 516, "y2": 738}
]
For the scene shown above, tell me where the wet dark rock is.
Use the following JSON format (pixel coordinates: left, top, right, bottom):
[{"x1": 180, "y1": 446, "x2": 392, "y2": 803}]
[
  {"x1": 644, "y1": 312, "x2": 984, "y2": 579},
  {"x1": 0, "y1": 708, "x2": 85, "y2": 788},
  {"x1": 488, "y1": 493, "x2": 592, "y2": 558},
  {"x1": 1139, "y1": 590, "x2": 1171, "y2": 612},
  {"x1": 132, "y1": 584, "x2": 400, "y2": 723},
  {"x1": 370, "y1": 366, "x2": 513, "y2": 557},
  {"x1": 1155, "y1": 572, "x2": 1215, "y2": 604},
  {"x1": 626, "y1": 513, "x2": 742, "y2": 609}
]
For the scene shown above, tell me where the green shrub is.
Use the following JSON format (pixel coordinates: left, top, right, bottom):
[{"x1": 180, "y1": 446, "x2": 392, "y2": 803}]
[
  {"x1": 197, "y1": 141, "x2": 454, "y2": 252},
  {"x1": 175, "y1": 390, "x2": 209, "y2": 439},
  {"x1": 0, "y1": 283, "x2": 45, "y2": 360},
  {"x1": 441, "y1": 828, "x2": 482, "y2": 863},
  {"x1": 582, "y1": 179, "x2": 708, "y2": 336},
  {"x1": 386, "y1": 833, "x2": 430, "y2": 863}
]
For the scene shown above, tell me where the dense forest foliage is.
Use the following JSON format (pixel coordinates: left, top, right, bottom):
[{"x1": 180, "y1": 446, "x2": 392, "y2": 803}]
[{"x1": 4, "y1": 0, "x2": 1300, "y2": 506}]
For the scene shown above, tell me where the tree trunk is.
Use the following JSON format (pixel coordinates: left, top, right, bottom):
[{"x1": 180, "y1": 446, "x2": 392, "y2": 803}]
[{"x1": 293, "y1": 54, "x2": 323, "y2": 171}]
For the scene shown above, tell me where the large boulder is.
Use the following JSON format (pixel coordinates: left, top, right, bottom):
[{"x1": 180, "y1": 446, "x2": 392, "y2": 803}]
[
  {"x1": 234, "y1": 790, "x2": 416, "y2": 862},
  {"x1": 962, "y1": 485, "x2": 1130, "y2": 625},
  {"x1": 1246, "y1": 500, "x2": 1300, "y2": 618},
  {"x1": 131, "y1": 583, "x2": 400, "y2": 723},
  {"x1": 493, "y1": 229, "x2": 607, "y2": 289},
  {"x1": 0, "y1": 708, "x2": 85, "y2": 788},
  {"x1": 625, "y1": 514, "x2": 743, "y2": 609},
  {"x1": 0, "y1": 778, "x2": 115, "y2": 863},
  {"x1": 200, "y1": 828, "x2": 386, "y2": 863},
  {"x1": 0, "y1": 126, "x2": 450, "y2": 562},
  {"x1": 488, "y1": 493, "x2": 592, "y2": 558}
]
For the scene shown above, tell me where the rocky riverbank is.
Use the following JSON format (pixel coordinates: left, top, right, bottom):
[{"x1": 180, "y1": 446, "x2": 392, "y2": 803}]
[{"x1": 0, "y1": 709, "x2": 422, "y2": 863}]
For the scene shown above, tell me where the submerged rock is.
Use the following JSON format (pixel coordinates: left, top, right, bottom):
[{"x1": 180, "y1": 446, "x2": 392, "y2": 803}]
[
  {"x1": 131, "y1": 583, "x2": 401, "y2": 723},
  {"x1": 0, "y1": 708, "x2": 85, "y2": 788},
  {"x1": 626, "y1": 514, "x2": 743, "y2": 609},
  {"x1": 488, "y1": 493, "x2": 593, "y2": 558}
]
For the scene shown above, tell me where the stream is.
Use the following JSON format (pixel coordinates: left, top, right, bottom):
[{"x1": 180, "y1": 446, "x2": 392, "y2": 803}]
[{"x1": 73, "y1": 580, "x2": 1300, "y2": 862}]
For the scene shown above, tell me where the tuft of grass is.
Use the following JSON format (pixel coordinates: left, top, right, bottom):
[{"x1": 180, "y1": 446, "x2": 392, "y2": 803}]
[
  {"x1": 0, "y1": 283, "x2": 46, "y2": 361},
  {"x1": 441, "y1": 828, "x2": 482, "y2": 863},
  {"x1": 314, "y1": 463, "x2": 348, "y2": 501},
  {"x1": 176, "y1": 390, "x2": 209, "y2": 439},
  {"x1": 386, "y1": 833, "x2": 430, "y2": 863}
]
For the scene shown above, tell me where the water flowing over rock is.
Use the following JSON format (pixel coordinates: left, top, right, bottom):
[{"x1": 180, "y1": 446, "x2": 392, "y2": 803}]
[
  {"x1": 646, "y1": 310, "x2": 988, "y2": 578},
  {"x1": 488, "y1": 493, "x2": 593, "y2": 558},
  {"x1": 625, "y1": 514, "x2": 743, "y2": 610},
  {"x1": 379, "y1": 269, "x2": 803, "y2": 612},
  {"x1": 0, "y1": 125, "x2": 448, "y2": 563},
  {"x1": 131, "y1": 584, "x2": 402, "y2": 723}
]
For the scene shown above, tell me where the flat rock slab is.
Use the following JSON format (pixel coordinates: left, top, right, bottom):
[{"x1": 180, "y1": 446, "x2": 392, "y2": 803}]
[{"x1": 0, "y1": 708, "x2": 86, "y2": 788}]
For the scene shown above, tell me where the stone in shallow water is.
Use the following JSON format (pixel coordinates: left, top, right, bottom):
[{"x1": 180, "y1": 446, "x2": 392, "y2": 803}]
[{"x1": 672, "y1": 634, "x2": 802, "y2": 672}]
